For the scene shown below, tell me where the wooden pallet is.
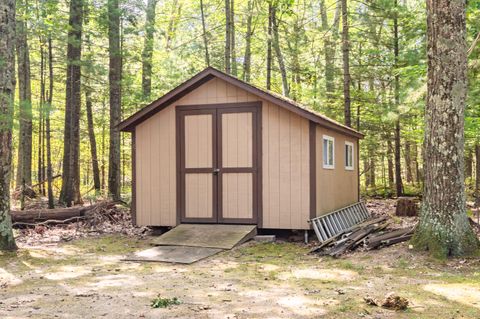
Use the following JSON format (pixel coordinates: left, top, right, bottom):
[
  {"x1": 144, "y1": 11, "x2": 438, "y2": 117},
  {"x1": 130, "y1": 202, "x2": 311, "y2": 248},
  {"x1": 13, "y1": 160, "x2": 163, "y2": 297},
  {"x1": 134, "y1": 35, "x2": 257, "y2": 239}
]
[{"x1": 310, "y1": 202, "x2": 371, "y2": 243}]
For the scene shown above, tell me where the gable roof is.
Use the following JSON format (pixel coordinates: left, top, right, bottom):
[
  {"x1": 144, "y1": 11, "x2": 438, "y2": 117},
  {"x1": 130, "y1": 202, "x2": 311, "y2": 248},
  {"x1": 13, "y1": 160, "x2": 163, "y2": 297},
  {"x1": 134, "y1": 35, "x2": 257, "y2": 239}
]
[{"x1": 119, "y1": 67, "x2": 364, "y2": 138}]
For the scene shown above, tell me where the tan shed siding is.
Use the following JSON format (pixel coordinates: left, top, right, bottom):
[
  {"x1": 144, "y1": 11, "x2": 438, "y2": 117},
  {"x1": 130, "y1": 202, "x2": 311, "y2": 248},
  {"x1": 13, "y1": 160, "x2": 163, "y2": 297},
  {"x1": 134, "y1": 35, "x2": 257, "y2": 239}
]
[
  {"x1": 262, "y1": 102, "x2": 310, "y2": 229},
  {"x1": 135, "y1": 76, "x2": 311, "y2": 228},
  {"x1": 135, "y1": 104, "x2": 177, "y2": 226},
  {"x1": 316, "y1": 126, "x2": 359, "y2": 216}
]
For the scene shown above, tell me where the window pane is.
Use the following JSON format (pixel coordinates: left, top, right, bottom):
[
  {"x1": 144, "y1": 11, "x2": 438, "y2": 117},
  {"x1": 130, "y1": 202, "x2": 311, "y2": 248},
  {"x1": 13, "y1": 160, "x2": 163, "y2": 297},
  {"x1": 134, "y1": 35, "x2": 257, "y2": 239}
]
[
  {"x1": 323, "y1": 139, "x2": 328, "y2": 164},
  {"x1": 345, "y1": 145, "x2": 349, "y2": 165},
  {"x1": 328, "y1": 141, "x2": 333, "y2": 165}
]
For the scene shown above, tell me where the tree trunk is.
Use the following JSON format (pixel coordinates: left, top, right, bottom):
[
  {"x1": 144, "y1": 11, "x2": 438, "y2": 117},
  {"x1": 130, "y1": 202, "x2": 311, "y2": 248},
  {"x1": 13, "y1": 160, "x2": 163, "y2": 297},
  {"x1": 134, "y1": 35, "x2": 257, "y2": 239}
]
[
  {"x1": 200, "y1": 0, "x2": 210, "y2": 66},
  {"x1": 230, "y1": 0, "x2": 237, "y2": 76},
  {"x1": 15, "y1": 0, "x2": 33, "y2": 189},
  {"x1": 320, "y1": 0, "x2": 341, "y2": 99},
  {"x1": 412, "y1": 0, "x2": 479, "y2": 258},
  {"x1": 0, "y1": 0, "x2": 17, "y2": 250},
  {"x1": 46, "y1": 37, "x2": 54, "y2": 209},
  {"x1": 38, "y1": 45, "x2": 45, "y2": 196},
  {"x1": 341, "y1": 0, "x2": 351, "y2": 127},
  {"x1": 405, "y1": 140, "x2": 413, "y2": 183},
  {"x1": 369, "y1": 147, "x2": 376, "y2": 188},
  {"x1": 476, "y1": 143, "x2": 480, "y2": 206},
  {"x1": 387, "y1": 138, "x2": 395, "y2": 190},
  {"x1": 394, "y1": 119, "x2": 403, "y2": 196},
  {"x1": 59, "y1": 0, "x2": 83, "y2": 207},
  {"x1": 242, "y1": 0, "x2": 253, "y2": 82},
  {"x1": 412, "y1": 141, "x2": 420, "y2": 184},
  {"x1": 271, "y1": 5, "x2": 289, "y2": 97},
  {"x1": 164, "y1": 0, "x2": 180, "y2": 51},
  {"x1": 266, "y1": 2, "x2": 273, "y2": 90},
  {"x1": 86, "y1": 89, "x2": 101, "y2": 192},
  {"x1": 465, "y1": 147, "x2": 473, "y2": 180},
  {"x1": 224, "y1": 0, "x2": 231, "y2": 74},
  {"x1": 393, "y1": 0, "x2": 403, "y2": 197},
  {"x1": 141, "y1": 0, "x2": 157, "y2": 99},
  {"x1": 108, "y1": 0, "x2": 122, "y2": 201}
]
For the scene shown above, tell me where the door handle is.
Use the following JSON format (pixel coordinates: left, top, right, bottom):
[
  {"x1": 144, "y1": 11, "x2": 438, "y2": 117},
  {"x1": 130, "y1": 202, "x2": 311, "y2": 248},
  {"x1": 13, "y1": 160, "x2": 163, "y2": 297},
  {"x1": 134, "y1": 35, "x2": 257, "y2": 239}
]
[{"x1": 213, "y1": 168, "x2": 220, "y2": 175}]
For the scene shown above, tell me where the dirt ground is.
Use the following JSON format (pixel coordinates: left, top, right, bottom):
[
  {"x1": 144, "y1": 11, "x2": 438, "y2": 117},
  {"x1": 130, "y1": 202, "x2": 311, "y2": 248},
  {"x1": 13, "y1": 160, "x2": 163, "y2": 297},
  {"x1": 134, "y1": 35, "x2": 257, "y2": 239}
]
[{"x1": 1, "y1": 232, "x2": 480, "y2": 319}]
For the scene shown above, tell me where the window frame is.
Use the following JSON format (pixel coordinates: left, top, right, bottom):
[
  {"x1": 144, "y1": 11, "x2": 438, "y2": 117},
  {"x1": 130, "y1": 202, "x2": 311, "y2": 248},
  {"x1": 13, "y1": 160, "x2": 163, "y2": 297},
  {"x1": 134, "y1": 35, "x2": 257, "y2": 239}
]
[
  {"x1": 322, "y1": 135, "x2": 335, "y2": 169},
  {"x1": 345, "y1": 141, "x2": 354, "y2": 171}
]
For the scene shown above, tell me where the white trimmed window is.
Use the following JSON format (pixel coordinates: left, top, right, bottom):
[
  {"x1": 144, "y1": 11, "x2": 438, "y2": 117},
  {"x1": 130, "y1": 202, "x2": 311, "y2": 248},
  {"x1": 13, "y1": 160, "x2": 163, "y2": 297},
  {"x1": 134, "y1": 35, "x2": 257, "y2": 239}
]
[
  {"x1": 323, "y1": 135, "x2": 335, "y2": 169},
  {"x1": 345, "y1": 141, "x2": 354, "y2": 170}
]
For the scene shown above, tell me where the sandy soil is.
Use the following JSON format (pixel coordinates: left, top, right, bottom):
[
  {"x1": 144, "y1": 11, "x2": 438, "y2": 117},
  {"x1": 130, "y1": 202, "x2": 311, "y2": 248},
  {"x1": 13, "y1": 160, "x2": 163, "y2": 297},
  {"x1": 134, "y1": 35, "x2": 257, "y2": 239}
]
[{"x1": 1, "y1": 233, "x2": 480, "y2": 319}]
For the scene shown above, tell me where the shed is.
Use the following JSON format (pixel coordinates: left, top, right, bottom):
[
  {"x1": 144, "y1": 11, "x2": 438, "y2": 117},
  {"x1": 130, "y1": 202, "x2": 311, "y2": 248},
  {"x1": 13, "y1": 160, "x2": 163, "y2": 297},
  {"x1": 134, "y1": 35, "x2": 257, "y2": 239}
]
[{"x1": 119, "y1": 67, "x2": 364, "y2": 230}]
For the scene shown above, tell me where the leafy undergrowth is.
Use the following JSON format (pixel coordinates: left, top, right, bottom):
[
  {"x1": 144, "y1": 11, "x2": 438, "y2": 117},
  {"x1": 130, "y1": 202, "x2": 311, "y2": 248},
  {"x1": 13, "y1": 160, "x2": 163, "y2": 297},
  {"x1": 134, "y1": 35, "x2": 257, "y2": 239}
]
[{"x1": 151, "y1": 295, "x2": 182, "y2": 308}]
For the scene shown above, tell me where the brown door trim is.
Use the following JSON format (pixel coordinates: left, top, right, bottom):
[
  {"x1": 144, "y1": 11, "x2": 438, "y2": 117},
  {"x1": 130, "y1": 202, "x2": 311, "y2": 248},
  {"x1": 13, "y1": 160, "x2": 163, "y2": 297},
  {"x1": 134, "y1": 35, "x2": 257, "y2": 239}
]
[
  {"x1": 176, "y1": 101, "x2": 263, "y2": 225},
  {"x1": 177, "y1": 108, "x2": 218, "y2": 223}
]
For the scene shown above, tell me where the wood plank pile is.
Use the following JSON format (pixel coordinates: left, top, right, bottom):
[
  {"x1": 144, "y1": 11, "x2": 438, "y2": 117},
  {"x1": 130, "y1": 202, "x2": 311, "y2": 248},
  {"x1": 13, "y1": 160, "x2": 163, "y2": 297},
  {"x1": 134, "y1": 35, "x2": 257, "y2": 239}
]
[{"x1": 310, "y1": 216, "x2": 415, "y2": 257}]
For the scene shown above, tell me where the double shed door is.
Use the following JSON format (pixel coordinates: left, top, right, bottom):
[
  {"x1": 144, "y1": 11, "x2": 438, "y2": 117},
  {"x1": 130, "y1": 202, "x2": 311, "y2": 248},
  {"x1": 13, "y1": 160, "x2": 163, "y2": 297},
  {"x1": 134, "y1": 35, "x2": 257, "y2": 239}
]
[{"x1": 178, "y1": 103, "x2": 261, "y2": 224}]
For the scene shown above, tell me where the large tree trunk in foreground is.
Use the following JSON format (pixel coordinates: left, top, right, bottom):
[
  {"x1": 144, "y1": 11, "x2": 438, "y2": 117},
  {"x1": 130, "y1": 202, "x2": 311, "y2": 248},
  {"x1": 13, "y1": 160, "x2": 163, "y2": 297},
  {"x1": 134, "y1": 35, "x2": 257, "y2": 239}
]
[
  {"x1": 60, "y1": 0, "x2": 83, "y2": 206},
  {"x1": 0, "y1": 0, "x2": 17, "y2": 250},
  {"x1": 15, "y1": 0, "x2": 33, "y2": 189},
  {"x1": 141, "y1": 0, "x2": 157, "y2": 99},
  {"x1": 108, "y1": 0, "x2": 122, "y2": 201},
  {"x1": 412, "y1": 0, "x2": 479, "y2": 257}
]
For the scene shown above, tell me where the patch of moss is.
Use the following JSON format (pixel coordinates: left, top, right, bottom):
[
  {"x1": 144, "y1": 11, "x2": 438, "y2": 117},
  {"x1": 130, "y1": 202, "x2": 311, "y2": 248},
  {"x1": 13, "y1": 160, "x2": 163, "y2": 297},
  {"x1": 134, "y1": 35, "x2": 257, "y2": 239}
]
[{"x1": 65, "y1": 235, "x2": 147, "y2": 255}]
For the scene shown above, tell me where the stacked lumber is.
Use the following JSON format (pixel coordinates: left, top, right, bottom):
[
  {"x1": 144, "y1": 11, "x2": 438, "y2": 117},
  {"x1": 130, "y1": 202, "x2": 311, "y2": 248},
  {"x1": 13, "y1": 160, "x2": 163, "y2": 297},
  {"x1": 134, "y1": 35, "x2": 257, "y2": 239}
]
[{"x1": 310, "y1": 216, "x2": 415, "y2": 257}]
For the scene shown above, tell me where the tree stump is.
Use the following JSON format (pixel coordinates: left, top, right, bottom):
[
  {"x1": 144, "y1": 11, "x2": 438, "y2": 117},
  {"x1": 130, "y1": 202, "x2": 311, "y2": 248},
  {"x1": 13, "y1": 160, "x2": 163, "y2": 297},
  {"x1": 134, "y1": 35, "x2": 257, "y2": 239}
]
[{"x1": 395, "y1": 197, "x2": 418, "y2": 217}]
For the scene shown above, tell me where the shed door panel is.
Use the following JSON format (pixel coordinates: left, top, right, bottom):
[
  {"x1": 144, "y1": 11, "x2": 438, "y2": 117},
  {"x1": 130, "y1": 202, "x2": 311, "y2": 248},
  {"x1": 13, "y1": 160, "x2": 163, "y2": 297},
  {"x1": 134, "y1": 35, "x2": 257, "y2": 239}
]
[
  {"x1": 221, "y1": 173, "x2": 253, "y2": 219},
  {"x1": 218, "y1": 109, "x2": 258, "y2": 224},
  {"x1": 180, "y1": 110, "x2": 217, "y2": 222},
  {"x1": 185, "y1": 173, "x2": 213, "y2": 218}
]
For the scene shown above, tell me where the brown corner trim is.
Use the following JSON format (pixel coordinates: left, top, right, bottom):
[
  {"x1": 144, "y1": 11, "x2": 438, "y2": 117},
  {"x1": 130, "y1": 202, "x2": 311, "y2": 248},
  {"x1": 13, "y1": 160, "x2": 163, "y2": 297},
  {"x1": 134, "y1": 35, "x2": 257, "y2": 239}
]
[
  {"x1": 131, "y1": 129, "x2": 137, "y2": 226},
  {"x1": 309, "y1": 121, "x2": 317, "y2": 221}
]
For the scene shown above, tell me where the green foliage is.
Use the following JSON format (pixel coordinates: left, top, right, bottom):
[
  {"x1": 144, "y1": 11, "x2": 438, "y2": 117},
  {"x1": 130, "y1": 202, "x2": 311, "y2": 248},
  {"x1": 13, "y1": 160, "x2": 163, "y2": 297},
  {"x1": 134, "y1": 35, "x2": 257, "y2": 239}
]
[{"x1": 150, "y1": 296, "x2": 181, "y2": 308}]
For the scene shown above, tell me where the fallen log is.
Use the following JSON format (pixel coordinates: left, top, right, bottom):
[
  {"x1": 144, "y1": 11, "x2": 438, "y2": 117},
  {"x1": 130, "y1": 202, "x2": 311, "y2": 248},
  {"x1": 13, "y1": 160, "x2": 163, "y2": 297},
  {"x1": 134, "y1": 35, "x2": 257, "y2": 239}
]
[{"x1": 11, "y1": 205, "x2": 98, "y2": 225}]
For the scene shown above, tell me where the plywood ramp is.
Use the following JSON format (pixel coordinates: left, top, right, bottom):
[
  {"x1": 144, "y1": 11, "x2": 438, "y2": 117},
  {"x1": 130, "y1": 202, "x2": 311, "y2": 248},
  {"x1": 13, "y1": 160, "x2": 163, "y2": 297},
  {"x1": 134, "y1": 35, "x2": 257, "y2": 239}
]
[{"x1": 151, "y1": 224, "x2": 257, "y2": 249}]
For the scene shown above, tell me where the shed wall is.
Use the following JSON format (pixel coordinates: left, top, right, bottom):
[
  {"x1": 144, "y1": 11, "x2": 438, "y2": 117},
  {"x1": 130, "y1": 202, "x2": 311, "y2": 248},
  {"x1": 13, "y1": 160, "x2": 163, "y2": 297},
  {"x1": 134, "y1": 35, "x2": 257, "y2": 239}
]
[
  {"x1": 135, "y1": 77, "x2": 311, "y2": 229},
  {"x1": 315, "y1": 126, "x2": 359, "y2": 216}
]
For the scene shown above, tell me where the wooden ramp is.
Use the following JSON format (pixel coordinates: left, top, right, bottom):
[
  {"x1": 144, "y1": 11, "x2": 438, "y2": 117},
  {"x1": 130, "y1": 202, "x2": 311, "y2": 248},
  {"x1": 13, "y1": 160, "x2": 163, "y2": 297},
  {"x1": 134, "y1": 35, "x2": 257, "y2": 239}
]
[
  {"x1": 125, "y1": 224, "x2": 256, "y2": 264},
  {"x1": 151, "y1": 224, "x2": 257, "y2": 249}
]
